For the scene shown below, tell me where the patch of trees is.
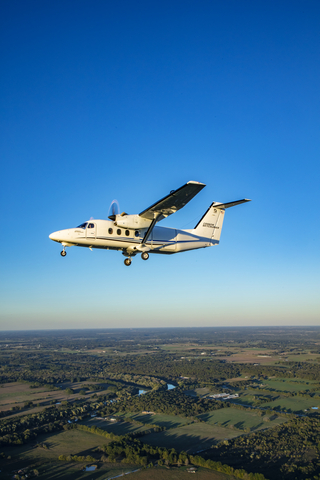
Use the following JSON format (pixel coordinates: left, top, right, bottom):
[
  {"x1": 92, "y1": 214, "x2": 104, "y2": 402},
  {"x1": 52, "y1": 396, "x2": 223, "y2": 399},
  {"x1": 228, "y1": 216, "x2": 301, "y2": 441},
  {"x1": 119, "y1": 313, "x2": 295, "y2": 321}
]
[
  {"x1": 104, "y1": 354, "x2": 242, "y2": 383},
  {"x1": 58, "y1": 454, "x2": 96, "y2": 462},
  {"x1": 88, "y1": 433, "x2": 267, "y2": 479},
  {"x1": 207, "y1": 416, "x2": 320, "y2": 480},
  {"x1": 100, "y1": 388, "x2": 227, "y2": 418},
  {"x1": 242, "y1": 363, "x2": 320, "y2": 382},
  {"x1": 0, "y1": 404, "x2": 91, "y2": 446}
]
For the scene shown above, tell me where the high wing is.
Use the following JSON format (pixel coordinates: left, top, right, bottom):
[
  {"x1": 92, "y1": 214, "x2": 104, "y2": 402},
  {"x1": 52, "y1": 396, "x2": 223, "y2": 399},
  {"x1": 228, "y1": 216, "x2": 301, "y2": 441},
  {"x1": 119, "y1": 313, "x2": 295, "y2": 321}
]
[
  {"x1": 139, "y1": 181, "x2": 205, "y2": 221},
  {"x1": 139, "y1": 180, "x2": 205, "y2": 246}
]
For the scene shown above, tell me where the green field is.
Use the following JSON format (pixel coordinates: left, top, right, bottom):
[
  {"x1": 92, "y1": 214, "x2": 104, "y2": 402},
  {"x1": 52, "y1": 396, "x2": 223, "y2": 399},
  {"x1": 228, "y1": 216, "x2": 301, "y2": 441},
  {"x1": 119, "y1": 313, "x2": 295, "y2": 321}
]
[
  {"x1": 229, "y1": 391, "x2": 276, "y2": 406},
  {"x1": 2, "y1": 429, "x2": 109, "y2": 461},
  {"x1": 263, "y1": 378, "x2": 318, "y2": 392},
  {"x1": 1, "y1": 459, "x2": 139, "y2": 480},
  {"x1": 133, "y1": 465, "x2": 237, "y2": 480},
  {"x1": 124, "y1": 412, "x2": 191, "y2": 429},
  {"x1": 80, "y1": 417, "x2": 149, "y2": 435},
  {"x1": 261, "y1": 396, "x2": 320, "y2": 413},
  {"x1": 141, "y1": 422, "x2": 239, "y2": 453},
  {"x1": 0, "y1": 428, "x2": 137, "y2": 479},
  {"x1": 0, "y1": 425, "x2": 238, "y2": 480},
  {"x1": 197, "y1": 407, "x2": 286, "y2": 431}
]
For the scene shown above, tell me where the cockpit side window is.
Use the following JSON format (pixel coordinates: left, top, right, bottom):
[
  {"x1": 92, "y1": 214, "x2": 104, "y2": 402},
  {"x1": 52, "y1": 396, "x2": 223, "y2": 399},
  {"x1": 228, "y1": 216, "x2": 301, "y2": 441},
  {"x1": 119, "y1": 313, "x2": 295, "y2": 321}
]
[
  {"x1": 88, "y1": 223, "x2": 94, "y2": 228},
  {"x1": 76, "y1": 223, "x2": 88, "y2": 229}
]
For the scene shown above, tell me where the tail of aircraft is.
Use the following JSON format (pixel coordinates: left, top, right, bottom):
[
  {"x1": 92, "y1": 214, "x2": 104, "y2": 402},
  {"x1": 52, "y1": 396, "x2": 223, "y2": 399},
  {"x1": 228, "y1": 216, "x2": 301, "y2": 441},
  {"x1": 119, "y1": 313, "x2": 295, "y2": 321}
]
[{"x1": 192, "y1": 199, "x2": 250, "y2": 241}]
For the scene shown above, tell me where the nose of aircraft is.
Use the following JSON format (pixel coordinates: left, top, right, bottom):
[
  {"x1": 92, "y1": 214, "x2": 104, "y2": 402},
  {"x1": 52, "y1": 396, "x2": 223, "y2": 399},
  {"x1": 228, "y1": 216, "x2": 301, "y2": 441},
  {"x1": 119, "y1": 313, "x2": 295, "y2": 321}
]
[{"x1": 49, "y1": 231, "x2": 59, "y2": 242}]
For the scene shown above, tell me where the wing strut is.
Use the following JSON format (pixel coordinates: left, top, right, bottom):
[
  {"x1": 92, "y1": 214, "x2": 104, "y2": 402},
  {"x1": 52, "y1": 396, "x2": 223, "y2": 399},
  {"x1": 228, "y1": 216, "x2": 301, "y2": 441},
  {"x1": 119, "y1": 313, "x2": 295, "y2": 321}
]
[{"x1": 141, "y1": 215, "x2": 159, "y2": 246}]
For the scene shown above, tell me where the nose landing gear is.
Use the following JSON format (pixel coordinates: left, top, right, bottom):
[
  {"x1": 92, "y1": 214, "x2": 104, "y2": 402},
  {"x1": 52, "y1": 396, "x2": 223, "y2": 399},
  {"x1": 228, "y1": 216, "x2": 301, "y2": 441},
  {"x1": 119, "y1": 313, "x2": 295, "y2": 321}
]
[
  {"x1": 60, "y1": 249, "x2": 67, "y2": 257},
  {"x1": 124, "y1": 258, "x2": 132, "y2": 266}
]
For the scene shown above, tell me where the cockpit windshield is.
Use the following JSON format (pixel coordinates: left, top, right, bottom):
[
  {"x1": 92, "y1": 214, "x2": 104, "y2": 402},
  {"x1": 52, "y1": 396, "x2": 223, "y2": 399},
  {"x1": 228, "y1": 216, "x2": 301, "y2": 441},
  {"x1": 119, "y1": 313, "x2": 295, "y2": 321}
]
[{"x1": 76, "y1": 223, "x2": 88, "y2": 229}]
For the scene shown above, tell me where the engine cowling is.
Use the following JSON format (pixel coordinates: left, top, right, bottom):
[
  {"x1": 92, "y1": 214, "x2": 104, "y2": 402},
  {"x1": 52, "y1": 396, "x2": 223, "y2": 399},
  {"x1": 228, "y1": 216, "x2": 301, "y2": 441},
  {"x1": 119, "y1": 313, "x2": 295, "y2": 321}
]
[{"x1": 114, "y1": 214, "x2": 151, "y2": 230}]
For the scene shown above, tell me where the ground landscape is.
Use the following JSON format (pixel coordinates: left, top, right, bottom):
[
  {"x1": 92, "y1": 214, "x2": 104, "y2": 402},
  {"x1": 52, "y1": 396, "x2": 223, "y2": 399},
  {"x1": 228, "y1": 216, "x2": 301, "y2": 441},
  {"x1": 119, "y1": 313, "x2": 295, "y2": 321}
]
[{"x1": 1, "y1": 327, "x2": 320, "y2": 479}]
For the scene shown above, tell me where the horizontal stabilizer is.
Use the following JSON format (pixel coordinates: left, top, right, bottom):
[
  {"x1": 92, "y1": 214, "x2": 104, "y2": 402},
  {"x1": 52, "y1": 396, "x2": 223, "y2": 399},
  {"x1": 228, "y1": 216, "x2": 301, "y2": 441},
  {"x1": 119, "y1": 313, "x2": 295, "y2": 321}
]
[
  {"x1": 193, "y1": 198, "x2": 251, "y2": 241},
  {"x1": 213, "y1": 199, "x2": 251, "y2": 209}
]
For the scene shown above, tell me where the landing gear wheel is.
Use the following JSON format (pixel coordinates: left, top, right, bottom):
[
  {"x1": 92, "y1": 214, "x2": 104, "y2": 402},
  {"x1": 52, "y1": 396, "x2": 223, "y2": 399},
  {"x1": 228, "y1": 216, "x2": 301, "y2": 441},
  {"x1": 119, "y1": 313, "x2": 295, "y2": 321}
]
[
  {"x1": 124, "y1": 258, "x2": 132, "y2": 266},
  {"x1": 60, "y1": 250, "x2": 67, "y2": 257},
  {"x1": 141, "y1": 252, "x2": 149, "y2": 261}
]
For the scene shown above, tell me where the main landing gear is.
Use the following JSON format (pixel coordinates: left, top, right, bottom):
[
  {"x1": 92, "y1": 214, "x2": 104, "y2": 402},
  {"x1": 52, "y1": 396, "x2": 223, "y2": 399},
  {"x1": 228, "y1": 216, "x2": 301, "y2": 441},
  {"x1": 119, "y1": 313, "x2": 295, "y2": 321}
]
[
  {"x1": 60, "y1": 249, "x2": 67, "y2": 257},
  {"x1": 124, "y1": 252, "x2": 150, "y2": 266}
]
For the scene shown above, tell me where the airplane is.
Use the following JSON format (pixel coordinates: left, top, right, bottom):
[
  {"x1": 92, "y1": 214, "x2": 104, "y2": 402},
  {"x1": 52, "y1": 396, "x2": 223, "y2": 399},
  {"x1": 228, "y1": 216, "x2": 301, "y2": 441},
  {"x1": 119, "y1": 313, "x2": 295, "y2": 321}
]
[{"x1": 49, "y1": 181, "x2": 250, "y2": 266}]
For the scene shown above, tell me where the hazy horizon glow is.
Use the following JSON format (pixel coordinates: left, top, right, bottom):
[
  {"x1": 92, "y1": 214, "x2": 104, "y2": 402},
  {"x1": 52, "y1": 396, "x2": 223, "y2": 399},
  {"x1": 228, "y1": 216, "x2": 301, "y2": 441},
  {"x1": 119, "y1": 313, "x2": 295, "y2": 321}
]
[{"x1": 1, "y1": 1, "x2": 319, "y2": 330}]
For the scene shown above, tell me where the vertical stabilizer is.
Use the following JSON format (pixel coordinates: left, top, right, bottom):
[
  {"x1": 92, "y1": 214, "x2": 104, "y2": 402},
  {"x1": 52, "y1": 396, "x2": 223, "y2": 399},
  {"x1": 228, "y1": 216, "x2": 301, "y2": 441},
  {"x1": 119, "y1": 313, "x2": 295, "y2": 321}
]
[
  {"x1": 193, "y1": 199, "x2": 250, "y2": 241},
  {"x1": 193, "y1": 203, "x2": 225, "y2": 241}
]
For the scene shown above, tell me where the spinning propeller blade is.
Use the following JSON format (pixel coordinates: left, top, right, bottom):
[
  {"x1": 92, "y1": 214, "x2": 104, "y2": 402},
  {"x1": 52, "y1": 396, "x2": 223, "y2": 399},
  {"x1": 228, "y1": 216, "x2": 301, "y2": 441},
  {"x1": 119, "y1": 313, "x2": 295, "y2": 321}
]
[{"x1": 108, "y1": 199, "x2": 120, "y2": 220}]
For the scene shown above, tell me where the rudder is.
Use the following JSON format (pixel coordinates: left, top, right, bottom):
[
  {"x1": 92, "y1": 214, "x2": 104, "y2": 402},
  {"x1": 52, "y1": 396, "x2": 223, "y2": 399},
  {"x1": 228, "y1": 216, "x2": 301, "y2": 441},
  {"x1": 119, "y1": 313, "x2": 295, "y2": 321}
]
[{"x1": 193, "y1": 199, "x2": 250, "y2": 241}]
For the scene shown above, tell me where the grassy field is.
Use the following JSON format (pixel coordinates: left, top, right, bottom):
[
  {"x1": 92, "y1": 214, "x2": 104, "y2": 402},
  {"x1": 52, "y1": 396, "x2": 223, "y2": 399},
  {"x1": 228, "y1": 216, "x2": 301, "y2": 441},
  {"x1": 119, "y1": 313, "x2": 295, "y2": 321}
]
[
  {"x1": 261, "y1": 396, "x2": 320, "y2": 413},
  {"x1": 1, "y1": 459, "x2": 140, "y2": 480},
  {"x1": 132, "y1": 465, "x2": 237, "y2": 480},
  {"x1": 0, "y1": 382, "x2": 52, "y2": 409},
  {"x1": 184, "y1": 387, "x2": 211, "y2": 397},
  {"x1": 228, "y1": 392, "x2": 276, "y2": 407},
  {"x1": 124, "y1": 412, "x2": 191, "y2": 429},
  {"x1": 80, "y1": 417, "x2": 150, "y2": 435},
  {"x1": 0, "y1": 381, "x2": 112, "y2": 415},
  {"x1": 197, "y1": 407, "x2": 286, "y2": 431},
  {"x1": 0, "y1": 427, "x2": 238, "y2": 480},
  {"x1": 263, "y1": 378, "x2": 319, "y2": 392},
  {"x1": 2, "y1": 428, "x2": 110, "y2": 461},
  {"x1": 140, "y1": 422, "x2": 239, "y2": 453},
  {"x1": 1, "y1": 460, "x2": 238, "y2": 480},
  {"x1": 0, "y1": 428, "x2": 127, "y2": 479}
]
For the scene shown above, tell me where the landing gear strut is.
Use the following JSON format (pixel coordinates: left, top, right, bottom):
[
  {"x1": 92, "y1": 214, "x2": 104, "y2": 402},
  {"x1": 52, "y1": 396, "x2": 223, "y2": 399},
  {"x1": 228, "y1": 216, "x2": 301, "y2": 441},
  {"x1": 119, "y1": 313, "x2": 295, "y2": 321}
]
[
  {"x1": 124, "y1": 258, "x2": 132, "y2": 266},
  {"x1": 60, "y1": 249, "x2": 67, "y2": 257},
  {"x1": 141, "y1": 252, "x2": 149, "y2": 261}
]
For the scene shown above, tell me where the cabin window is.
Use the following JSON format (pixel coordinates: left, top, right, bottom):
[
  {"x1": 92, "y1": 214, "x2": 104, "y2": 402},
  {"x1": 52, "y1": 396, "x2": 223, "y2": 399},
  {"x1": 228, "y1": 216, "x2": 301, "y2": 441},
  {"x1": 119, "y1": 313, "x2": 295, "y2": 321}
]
[
  {"x1": 117, "y1": 229, "x2": 121, "y2": 235},
  {"x1": 108, "y1": 228, "x2": 113, "y2": 234},
  {"x1": 125, "y1": 230, "x2": 130, "y2": 236},
  {"x1": 135, "y1": 230, "x2": 139, "y2": 237},
  {"x1": 76, "y1": 223, "x2": 87, "y2": 229},
  {"x1": 88, "y1": 223, "x2": 94, "y2": 228}
]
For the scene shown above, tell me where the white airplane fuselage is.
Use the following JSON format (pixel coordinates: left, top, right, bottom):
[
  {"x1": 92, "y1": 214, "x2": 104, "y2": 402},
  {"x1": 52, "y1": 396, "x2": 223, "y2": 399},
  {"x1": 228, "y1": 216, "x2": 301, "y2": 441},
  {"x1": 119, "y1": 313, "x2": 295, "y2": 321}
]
[
  {"x1": 49, "y1": 181, "x2": 250, "y2": 265},
  {"x1": 49, "y1": 220, "x2": 215, "y2": 256}
]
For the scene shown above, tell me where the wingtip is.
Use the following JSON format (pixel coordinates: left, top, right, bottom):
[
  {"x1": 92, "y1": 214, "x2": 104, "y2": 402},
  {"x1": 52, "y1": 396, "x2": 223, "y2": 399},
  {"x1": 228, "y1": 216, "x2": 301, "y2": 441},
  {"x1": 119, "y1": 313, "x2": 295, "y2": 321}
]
[{"x1": 187, "y1": 180, "x2": 206, "y2": 186}]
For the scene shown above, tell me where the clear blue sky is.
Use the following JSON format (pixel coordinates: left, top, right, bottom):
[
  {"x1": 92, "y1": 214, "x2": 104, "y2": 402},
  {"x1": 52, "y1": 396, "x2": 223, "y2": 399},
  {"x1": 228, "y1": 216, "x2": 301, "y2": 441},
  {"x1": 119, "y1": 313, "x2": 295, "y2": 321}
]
[{"x1": 1, "y1": 0, "x2": 319, "y2": 330}]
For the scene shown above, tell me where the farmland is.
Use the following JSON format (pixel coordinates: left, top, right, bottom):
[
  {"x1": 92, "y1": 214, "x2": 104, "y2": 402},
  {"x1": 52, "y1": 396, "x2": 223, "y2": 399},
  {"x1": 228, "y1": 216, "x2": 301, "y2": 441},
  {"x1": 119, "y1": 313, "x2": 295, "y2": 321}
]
[
  {"x1": 197, "y1": 407, "x2": 286, "y2": 431},
  {"x1": 1, "y1": 327, "x2": 320, "y2": 480},
  {"x1": 141, "y1": 422, "x2": 239, "y2": 452}
]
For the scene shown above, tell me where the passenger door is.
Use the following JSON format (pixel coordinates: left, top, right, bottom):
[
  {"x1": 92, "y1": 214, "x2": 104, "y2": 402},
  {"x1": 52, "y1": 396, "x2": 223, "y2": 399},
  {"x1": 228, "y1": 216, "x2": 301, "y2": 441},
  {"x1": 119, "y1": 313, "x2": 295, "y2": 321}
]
[{"x1": 86, "y1": 222, "x2": 96, "y2": 240}]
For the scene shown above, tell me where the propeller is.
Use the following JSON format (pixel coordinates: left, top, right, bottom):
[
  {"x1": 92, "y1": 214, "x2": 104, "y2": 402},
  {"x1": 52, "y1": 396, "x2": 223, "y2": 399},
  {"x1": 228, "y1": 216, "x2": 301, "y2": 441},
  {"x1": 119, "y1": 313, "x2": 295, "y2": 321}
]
[{"x1": 108, "y1": 199, "x2": 120, "y2": 221}]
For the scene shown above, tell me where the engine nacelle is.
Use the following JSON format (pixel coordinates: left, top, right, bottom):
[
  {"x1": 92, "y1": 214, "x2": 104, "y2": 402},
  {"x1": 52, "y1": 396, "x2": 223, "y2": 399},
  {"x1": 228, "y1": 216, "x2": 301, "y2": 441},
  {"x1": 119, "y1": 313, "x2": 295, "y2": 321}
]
[{"x1": 115, "y1": 214, "x2": 151, "y2": 230}]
